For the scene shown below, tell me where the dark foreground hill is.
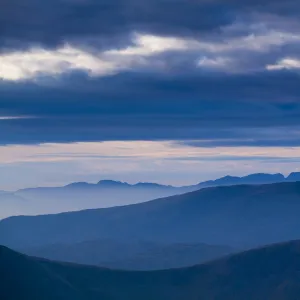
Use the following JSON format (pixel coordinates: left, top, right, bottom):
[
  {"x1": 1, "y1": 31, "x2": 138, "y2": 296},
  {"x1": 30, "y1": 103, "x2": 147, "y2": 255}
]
[
  {"x1": 2, "y1": 181, "x2": 300, "y2": 249},
  {"x1": 24, "y1": 240, "x2": 233, "y2": 270},
  {"x1": 2, "y1": 240, "x2": 300, "y2": 300}
]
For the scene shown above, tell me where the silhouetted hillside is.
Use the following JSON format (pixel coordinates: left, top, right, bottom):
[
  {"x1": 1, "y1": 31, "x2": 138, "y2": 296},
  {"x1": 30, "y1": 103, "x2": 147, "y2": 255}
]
[
  {"x1": 0, "y1": 246, "x2": 82, "y2": 300},
  {"x1": 2, "y1": 181, "x2": 300, "y2": 249},
  {"x1": 3, "y1": 240, "x2": 300, "y2": 300},
  {"x1": 24, "y1": 240, "x2": 233, "y2": 270},
  {"x1": 197, "y1": 173, "x2": 285, "y2": 188},
  {"x1": 287, "y1": 172, "x2": 300, "y2": 182}
]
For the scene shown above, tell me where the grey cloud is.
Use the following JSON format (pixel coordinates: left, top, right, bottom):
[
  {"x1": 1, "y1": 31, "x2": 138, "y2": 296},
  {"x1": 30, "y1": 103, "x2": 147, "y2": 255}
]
[
  {"x1": 0, "y1": 70, "x2": 300, "y2": 145},
  {"x1": 1, "y1": 1, "x2": 300, "y2": 145},
  {"x1": 1, "y1": 0, "x2": 300, "y2": 52},
  {"x1": 165, "y1": 156, "x2": 300, "y2": 163}
]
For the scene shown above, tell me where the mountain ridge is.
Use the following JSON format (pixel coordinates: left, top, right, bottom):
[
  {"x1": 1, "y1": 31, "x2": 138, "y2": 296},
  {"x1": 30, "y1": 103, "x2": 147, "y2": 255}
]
[
  {"x1": 1, "y1": 171, "x2": 300, "y2": 220},
  {"x1": 14, "y1": 172, "x2": 294, "y2": 192},
  {"x1": 3, "y1": 240, "x2": 300, "y2": 299},
  {"x1": 3, "y1": 181, "x2": 300, "y2": 249}
]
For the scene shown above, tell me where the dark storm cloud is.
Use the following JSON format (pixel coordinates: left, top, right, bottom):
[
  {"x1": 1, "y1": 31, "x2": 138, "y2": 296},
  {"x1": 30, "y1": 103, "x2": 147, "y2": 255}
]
[
  {"x1": 1, "y1": 0, "x2": 300, "y2": 51},
  {"x1": 1, "y1": 70, "x2": 300, "y2": 145},
  {"x1": 0, "y1": 0, "x2": 231, "y2": 51},
  {"x1": 1, "y1": 0, "x2": 300, "y2": 145},
  {"x1": 0, "y1": 70, "x2": 299, "y2": 118}
]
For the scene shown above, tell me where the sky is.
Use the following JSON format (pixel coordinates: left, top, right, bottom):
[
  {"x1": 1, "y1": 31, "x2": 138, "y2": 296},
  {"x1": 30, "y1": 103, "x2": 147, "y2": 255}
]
[{"x1": 1, "y1": 0, "x2": 300, "y2": 190}]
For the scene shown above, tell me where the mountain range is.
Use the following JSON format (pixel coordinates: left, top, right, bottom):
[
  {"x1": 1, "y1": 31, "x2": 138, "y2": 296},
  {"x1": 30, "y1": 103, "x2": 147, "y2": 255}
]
[
  {"x1": 1, "y1": 172, "x2": 300, "y2": 219},
  {"x1": 2, "y1": 240, "x2": 300, "y2": 300},
  {"x1": 2, "y1": 180, "x2": 300, "y2": 251},
  {"x1": 3, "y1": 176, "x2": 300, "y2": 299},
  {"x1": 0, "y1": 180, "x2": 177, "y2": 219}
]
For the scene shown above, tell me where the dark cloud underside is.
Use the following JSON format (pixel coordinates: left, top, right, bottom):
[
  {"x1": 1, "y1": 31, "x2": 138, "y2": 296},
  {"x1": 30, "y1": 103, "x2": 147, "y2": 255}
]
[
  {"x1": 1, "y1": 0, "x2": 300, "y2": 51},
  {"x1": 1, "y1": 0, "x2": 300, "y2": 145}
]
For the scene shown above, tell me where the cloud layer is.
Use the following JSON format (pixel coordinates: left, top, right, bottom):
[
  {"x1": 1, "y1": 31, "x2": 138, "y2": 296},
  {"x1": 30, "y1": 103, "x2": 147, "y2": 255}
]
[
  {"x1": 1, "y1": 0, "x2": 300, "y2": 146},
  {"x1": 1, "y1": 141, "x2": 299, "y2": 190}
]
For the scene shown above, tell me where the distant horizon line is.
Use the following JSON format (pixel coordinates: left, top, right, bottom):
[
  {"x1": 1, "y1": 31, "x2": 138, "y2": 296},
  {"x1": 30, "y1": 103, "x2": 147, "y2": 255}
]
[{"x1": 2, "y1": 171, "x2": 299, "y2": 192}]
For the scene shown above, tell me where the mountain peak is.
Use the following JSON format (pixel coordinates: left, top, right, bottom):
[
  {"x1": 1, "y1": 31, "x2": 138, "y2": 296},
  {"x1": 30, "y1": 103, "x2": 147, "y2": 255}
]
[
  {"x1": 219, "y1": 175, "x2": 239, "y2": 180},
  {"x1": 287, "y1": 172, "x2": 300, "y2": 181},
  {"x1": 244, "y1": 173, "x2": 285, "y2": 179},
  {"x1": 198, "y1": 173, "x2": 286, "y2": 188},
  {"x1": 97, "y1": 180, "x2": 129, "y2": 187},
  {"x1": 134, "y1": 182, "x2": 172, "y2": 188}
]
